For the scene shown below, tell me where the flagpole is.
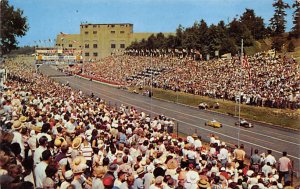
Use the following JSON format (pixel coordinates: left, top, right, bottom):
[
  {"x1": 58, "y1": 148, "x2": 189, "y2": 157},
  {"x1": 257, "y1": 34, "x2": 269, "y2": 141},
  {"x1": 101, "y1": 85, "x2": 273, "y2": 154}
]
[
  {"x1": 150, "y1": 55, "x2": 153, "y2": 117},
  {"x1": 238, "y1": 39, "x2": 243, "y2": 147}
]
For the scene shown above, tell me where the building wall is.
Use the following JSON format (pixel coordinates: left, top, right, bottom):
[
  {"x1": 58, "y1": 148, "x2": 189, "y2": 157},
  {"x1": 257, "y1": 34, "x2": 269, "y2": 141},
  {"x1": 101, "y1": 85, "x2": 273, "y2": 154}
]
[
  {"x1": 55, "y1": 23, "x2": 174, "y2": 59},
  {"x1": 56, "y1": 34, "x2": 81, "y2": 49},
  {"x1": 80, "y1": 23, "x2": 133, "y2": 59}
]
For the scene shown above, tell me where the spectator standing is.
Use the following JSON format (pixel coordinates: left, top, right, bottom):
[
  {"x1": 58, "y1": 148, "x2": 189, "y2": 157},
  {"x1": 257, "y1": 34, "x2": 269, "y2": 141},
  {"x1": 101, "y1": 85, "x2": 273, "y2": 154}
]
[{"x1": 278, "y1": 151, "x2": 292, "y2": 184}]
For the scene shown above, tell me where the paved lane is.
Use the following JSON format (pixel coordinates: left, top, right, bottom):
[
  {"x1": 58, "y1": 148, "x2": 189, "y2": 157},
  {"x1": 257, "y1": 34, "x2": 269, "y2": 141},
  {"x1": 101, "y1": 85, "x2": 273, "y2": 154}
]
[{"x1": 39, "y1": 65, "x2": 300, "y2": 175}]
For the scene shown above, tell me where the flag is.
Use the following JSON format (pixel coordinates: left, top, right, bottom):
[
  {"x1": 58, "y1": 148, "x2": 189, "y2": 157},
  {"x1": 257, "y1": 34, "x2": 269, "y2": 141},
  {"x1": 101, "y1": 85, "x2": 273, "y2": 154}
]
[
  {"x1": 249, "y1": 69, "x2": 252, "y2": 80},
  {"x1": 242, "y1": 55, "x2": 249, "y2": 68},
  {"x1": 60, "y1": 32, "x2": 67, "y2": 36}
]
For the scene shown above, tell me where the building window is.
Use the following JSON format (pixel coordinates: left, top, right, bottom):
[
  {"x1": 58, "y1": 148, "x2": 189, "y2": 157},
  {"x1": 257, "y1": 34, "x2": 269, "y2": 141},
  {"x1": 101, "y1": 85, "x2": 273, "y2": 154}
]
[
  {"x1": 111, "y1": 31, "x2": 115, "y2": 34},
  {"x1": 85, "y1": 52, "x2": 89, "y2": 56},
  {"x1": 120, "y1": 44, "x2": 125, "y2": 48},
  {"x1": 111, "y1": 44, "x2": 116, "y2": 48},
  {"x1": 111, "y1": 25, "x2": 115, "y2": 27},
  {"x1": 93, "y1": 44, "x2": 98, "y2": 48},
  {"x1": 93, "y1": 52, "x2": 98, "y2": 56},
  {"x1": 85, "y1": 31, "x2": 89, "y2": 35},
  {"x1": 85, "y1": 44, "x2": 89, "y2": 48},
  {"x1": 85, "y1": 25, "x2": 88, "y2": 28},
  {"x1": 69, "y1": 44, "x2": 73, "y2": 47},
  {"x1": 93, "y1": 31, "x2": 97, "y2": 34},
  {"x1": 120, "y1": 31, "x2": 125, "y2": 34},
  {"x1": 93, "y1": 25, "x2": 97, "y2": 28}
]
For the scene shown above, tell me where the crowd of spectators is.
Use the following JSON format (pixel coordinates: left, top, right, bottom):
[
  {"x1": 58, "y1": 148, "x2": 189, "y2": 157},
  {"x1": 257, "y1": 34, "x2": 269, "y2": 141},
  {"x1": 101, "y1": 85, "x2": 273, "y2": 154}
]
[
  {"x1": 67, "y1": 53, "x2": 299, "y2": 109},
  {"x1": 0, "y1": 58, "x2": 296, "y2": 189}
]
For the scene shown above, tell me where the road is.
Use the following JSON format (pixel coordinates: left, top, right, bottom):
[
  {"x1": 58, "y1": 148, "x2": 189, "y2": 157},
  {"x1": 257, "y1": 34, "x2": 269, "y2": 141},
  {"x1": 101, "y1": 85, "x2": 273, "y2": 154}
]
[{"x1": 39, "y1": 65, "x2": 300, "y2": 176}]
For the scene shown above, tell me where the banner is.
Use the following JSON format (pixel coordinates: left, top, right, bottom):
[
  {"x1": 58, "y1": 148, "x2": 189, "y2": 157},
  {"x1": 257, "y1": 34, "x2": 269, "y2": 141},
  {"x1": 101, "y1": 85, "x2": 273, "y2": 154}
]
[{"x1": 41, "y1": 56, "x2": 81, "y2": 60}]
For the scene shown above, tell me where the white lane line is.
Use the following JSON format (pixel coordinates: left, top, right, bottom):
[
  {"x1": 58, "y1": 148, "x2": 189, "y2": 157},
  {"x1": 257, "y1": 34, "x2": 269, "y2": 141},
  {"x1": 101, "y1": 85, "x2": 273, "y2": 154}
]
[
  {"x1": 72, "y1": 77, "x2": 300, "y2": 146},
  {"x1": 256, "y1": 128, "x2": 300, "y2": 141},
  {"x1": 59, "y1": 78, "x2": 300, "y2": 160},
  {"x1": 240, "y1": 134, "x2": 274, "y2": 145}
]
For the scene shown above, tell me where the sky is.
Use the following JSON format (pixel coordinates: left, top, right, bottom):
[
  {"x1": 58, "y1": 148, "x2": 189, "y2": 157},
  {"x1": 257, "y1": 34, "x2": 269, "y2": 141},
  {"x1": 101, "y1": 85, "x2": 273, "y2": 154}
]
[{"x1": 9, "y1": 0, "x2": 295, "y2": 47}]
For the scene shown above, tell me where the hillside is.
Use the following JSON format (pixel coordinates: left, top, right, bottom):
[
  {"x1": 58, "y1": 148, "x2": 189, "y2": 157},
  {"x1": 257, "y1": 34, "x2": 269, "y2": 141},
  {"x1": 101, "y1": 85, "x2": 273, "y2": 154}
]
[{"x1": 245, "y1": 36, "x2": 300, "y2": 62}]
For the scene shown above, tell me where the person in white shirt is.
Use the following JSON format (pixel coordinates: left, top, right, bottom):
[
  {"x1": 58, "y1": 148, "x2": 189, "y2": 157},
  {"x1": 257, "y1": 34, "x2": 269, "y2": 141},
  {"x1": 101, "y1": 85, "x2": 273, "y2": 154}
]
[
  {"x1": 193, "y1": 136, "x2": 202, "y2": 150},
  {"x1": 114, "y1": 171, "x2": 127, "y2": 188},
  {"x1": 264, "y1": 150, "x2": 276, "y2": 166},
  {"x1": 34, "y1": 150, "x2": 51, "y2": 189},
  {"x1": 34, "y1": 136, "x2": 48, "y2": 166},
  {"x1": 262, "y1": 162, "x2": 272, "y2": 177},
  {"x1": 60, "y1": 170, "x2": 74, "y2": 189},
  {"x1": 11, "y1": 120, "x2": 25, "y2": 157},
  {"x1": 218, "y1": 142, "x2": 229, "y2": 167},
  {"x1": 65, "y1": 117, "x2": 76, "y2": 134}
]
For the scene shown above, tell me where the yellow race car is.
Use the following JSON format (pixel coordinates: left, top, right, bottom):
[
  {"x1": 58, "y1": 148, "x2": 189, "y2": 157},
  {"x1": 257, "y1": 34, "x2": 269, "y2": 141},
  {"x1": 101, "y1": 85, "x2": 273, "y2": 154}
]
[{"x1": 205, "y1": 120, "x2": 223, "y2": 128}]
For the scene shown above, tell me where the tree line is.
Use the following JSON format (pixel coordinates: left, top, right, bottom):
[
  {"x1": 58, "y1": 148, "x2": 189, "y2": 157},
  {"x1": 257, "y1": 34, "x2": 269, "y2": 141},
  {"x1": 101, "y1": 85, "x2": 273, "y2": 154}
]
[
  {"x1": 0, "y1": 0, "x2": 299, "y2": 55},
  {"x1": 128, "y1": 0, "x2": 299, "y2": 56}
]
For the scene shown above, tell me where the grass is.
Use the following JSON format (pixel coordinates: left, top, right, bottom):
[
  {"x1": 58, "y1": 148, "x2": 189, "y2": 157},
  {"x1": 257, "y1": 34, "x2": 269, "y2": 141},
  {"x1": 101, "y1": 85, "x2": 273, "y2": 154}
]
[{"x1": 130, "y1": 86, "x2": 300, "y2": 130}]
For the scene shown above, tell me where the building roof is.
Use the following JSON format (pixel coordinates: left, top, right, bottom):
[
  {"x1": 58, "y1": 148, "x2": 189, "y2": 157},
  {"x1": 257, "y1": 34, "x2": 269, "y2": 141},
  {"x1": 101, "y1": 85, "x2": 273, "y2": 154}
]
[{"x1": 80, "y1": 23, "x2": 133, "y2": 26}]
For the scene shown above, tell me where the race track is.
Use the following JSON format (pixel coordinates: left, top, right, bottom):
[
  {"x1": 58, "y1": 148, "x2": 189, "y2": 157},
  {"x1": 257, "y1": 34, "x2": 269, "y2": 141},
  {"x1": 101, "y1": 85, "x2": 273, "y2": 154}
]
[{"x1": 39, "y1": 65, "x2": 300, "y2": 176}]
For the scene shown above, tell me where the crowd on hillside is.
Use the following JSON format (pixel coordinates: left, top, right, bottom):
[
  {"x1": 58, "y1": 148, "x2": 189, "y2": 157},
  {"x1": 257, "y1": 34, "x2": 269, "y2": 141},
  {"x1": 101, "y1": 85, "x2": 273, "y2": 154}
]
[
  {"x1": 67, "y1": 53, "x2": 299, "y2": 109},
  {"x1": 0, "y1": 58, "x2": 296, "y2": 189}
]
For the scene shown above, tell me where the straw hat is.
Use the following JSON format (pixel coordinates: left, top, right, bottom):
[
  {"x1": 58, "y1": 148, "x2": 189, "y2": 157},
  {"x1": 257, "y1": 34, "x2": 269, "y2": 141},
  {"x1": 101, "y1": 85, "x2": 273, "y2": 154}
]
[
  {"x1": 19, "y1": 116, "x2": 27, "y2": 123},
  {"x1": 72, "y1": 137, "x2": 82, "y2": 149},
  {"x1": 192, "y1": 133, "x2": 198, "y2": 138},
  {"x1": 93, "y1": 166, "x2": 106, "y2": 178},
  {"x1": 136, "y1": 167, "x2": 145, "y2": 175},
  {"x1": 12, "y1": 120, "x2": 23, "y2": 130},
  {"x1": 73, "y1": 163, "x2": 87, "y2": 174},
  {"x1": 198, "y1": 179, "x2": 210, "y2": 188},
  {"x1": 72, "y1": 156, "x2": 87, "y2": 172},
  {"x1": 54, "y1": 137, "x2": 66, "y2": 147},
  {"x1": 166, "y1": 159, "x2": 178, "y2": 170}
]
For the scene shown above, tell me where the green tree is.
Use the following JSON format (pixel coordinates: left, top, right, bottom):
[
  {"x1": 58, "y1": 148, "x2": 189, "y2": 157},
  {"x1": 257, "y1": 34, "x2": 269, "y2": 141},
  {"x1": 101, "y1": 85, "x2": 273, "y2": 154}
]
[
  {"x1": 287, "y1": 41, "x2": 295, "y2": 52},
  {"x1": 175, "y1": 24, "x2": 184, "y2": 48},
  {"x1": 271, "y1": 35, "x2": 285, "y2": 51},
  {"x1": 240, "y1": 9, "x2": 267, "y2": 39},
  {"x1": 291, "y1": 0, "x2": 300, "y2": 38},
  {"x1": 228, "y1": 18, "x2": 254, "y2": 46},
  {"x1": 220, "y1": 37, "x2": 238, "y2": 55},
  {"x1": 269, "y1": 0, "x2": 290, "y2": 35},
  {"x1": 1, "y1": 0, "x2": 29, "y2": 55}
]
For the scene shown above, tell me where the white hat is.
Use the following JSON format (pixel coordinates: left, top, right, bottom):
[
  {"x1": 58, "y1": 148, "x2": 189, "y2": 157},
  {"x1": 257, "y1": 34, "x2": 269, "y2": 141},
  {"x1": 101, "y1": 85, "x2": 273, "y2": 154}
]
[
  {"x1": 277, "y1": 183, "x2": 283, "y2": 189},
  {"x1": 64, "y1": 170, "x2": 74, "y2": 180},
  {"x1": 186, "y1": 171, "x2": 199, "y2": 184},
  {"x1": 247, "y1": 170, "x2": 254, "y2": 177}
]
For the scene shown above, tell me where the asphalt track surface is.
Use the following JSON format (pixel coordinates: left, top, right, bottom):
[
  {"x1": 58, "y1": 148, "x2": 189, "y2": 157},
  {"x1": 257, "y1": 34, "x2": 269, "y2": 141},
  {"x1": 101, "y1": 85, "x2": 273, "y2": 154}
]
[{"x1": 39, "y1": 65, "x2": 300, "y2": 176}]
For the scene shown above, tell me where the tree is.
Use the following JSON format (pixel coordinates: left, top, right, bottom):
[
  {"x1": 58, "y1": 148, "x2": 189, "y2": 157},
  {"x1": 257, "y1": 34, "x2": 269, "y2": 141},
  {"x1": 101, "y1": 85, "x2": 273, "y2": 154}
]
[
  {"x1": 1, "y1": 0, "x2": 29, "y2": 55},
  {"x1": 240, "y1": 9, "x2": 267, "y2": 39},
  {"x1": 271, "y1": 35, "x2": 285, "y2": 51},
  {"x1": 228, "y1": 18, "x2": 254, "y2": 46},
  {"x1": 287, "y1": 41, "x2": 295, "y2": 52},
  {"x1": 269, "y1": 0, "x2": 290, "y2": 35},
  {"x1": 291, "y1": 0, "x2": 300, "y2": 38}
]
